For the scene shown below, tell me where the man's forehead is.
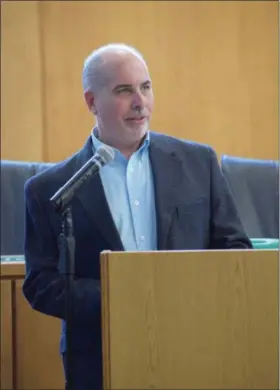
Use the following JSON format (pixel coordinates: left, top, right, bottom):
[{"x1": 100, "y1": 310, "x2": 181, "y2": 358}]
[
  {"x1": 111, "y1": 65, "x2": 151, "y2": 86},
  {"x1": 112, "y1": 78, "x2": 152, "y2": 87},
  {"x1": 100, "y1": 54, "x2": 151, "y2": 89}
]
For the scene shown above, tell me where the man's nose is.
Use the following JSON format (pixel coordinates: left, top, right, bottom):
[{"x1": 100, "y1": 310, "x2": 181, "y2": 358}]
[{"x1": 131, "y1": 91, "x2": 144, "y2": 110}]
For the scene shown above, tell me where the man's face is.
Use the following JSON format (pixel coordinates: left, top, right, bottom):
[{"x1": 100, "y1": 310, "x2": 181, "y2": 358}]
[{"x1": 92, "y1": 54, "x2": 154, "y2": 148}]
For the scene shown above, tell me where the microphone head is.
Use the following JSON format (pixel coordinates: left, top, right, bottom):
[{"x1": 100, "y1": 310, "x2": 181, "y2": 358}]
[{"x1": 97, "y1": 145, "x2": 115, "y2": 164}]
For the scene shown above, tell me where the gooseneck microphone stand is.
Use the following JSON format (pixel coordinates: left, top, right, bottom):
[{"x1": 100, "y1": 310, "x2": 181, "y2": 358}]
[
  {"x1": 57, "y1": 205, "x2": 75, "y2": 390},
  {"x1": 50, "y1": 186, "x2": 77, "y2": 390},
  {"x1": 49, "y1": 148, "x2": 114, "y2": 390}
]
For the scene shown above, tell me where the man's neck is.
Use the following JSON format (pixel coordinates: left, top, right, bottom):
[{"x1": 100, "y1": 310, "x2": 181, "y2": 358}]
[
  {"x1": 95, "y1": 129, "x2": 147, "y2": 159},
  {"x1": 104, "y1": 139, "x2": 143, "y2": 159}
]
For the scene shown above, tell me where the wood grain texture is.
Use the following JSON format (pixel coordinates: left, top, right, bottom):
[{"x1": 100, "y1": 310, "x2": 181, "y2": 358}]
[
  {"x1": 1, "y1": 262, "x2": 25, "y2": 278},
  {"x1": 0, "y1": 281, "x2": 13, "y2": 390},
  {"x1": 1, "y1": 1, "x2": 44, "y2": 162},
  {"x1": 101, "y1": 251, "x2": 111, "y2": 390},
  {"x1": 1, "y1": 1, "x2": 278, "y2": 162},
  {"x1": 41, "y1": 1, "x2": 278, "y2": 162},
  {"x1": 101, "y1": 249, "x2": 278, "y2": 389},
  {"x1": 0, "y1": 262, "x2": 64, "y2": 390}
]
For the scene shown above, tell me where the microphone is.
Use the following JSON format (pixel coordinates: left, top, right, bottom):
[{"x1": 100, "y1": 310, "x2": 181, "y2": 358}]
[{"x1": 50, "y1": 145, "x2": 114, "y2": 213}]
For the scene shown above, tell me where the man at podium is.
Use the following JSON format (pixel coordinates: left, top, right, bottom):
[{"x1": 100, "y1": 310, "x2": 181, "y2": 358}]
[{"x1": 22, "y1": 43, "x2": 252, "y2": 390}]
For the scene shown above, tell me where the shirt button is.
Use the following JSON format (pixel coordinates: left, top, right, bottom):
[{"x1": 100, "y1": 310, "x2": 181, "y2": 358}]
[
  {"x1": 140, "y1": 236, "x2": 145, "y2": 241},
  {"x1": 130, "y1": 167, "x2": 134, "y2": 172},
  {"x1": 134, "y1": 200, "x2": 139, "y2": 206}
]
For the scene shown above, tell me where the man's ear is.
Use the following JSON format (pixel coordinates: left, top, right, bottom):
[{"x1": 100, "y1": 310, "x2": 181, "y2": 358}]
[{"x1": 84, "y1": 90, "x2": 96, "y2": 113}]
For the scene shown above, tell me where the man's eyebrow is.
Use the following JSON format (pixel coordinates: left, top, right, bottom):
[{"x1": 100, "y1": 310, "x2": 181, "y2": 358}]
[
  {"x1": 112, "y1": 80, "x2": 151, "y2": 92},
  {"x1": 112, "y1": 84, "x2": 132, "y2": 92}
]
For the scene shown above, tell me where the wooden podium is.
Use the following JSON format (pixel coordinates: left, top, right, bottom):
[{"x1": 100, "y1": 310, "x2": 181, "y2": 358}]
[{"x1": 100, "y1": 250, "x2": 278, "y2": 390}]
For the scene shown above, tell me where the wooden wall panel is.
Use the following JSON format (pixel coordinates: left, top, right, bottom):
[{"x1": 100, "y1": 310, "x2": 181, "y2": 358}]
[
  {"x1": 1, "y1": 1, "x2": 44, "y2": 162},
  {"x1": 41, "y1": 1, "x2": 278, "y2": 162},
  {"x1": 0, "y1": 263, "x2": 64, "y2": 390},
  {"x1": 1, "y1": 1, "x2": 278, "y2": 162},
  {"x1": 0, "y1": 280, "x2": 13, "y2": 390}
]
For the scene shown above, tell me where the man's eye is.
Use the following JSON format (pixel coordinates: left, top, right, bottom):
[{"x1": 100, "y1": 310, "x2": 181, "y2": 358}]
[
  {"x1": 117, "y1": 88, "x2": 131, "y2": 94},
  {"x1": 142, "y1": 84, "x2": 150, "y2": 90}
]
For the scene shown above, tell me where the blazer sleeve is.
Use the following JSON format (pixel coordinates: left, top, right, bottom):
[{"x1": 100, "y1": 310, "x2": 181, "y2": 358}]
[
  {"x1": 22, "y1": 180, "x2": 101, "y2": 326},
  {"x1": 208, "y1": 148, "x2": 253, "y2": 249}
]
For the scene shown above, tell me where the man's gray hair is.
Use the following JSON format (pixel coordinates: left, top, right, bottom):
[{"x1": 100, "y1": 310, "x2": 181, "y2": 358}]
[{"x1": 82, "y1": 43, "x2": 146, "y2": 93}]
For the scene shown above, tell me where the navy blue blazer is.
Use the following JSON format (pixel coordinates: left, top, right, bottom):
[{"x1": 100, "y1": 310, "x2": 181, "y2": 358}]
[{"x1": 22, "y1": 132, "x2": 252, "y2": 383}]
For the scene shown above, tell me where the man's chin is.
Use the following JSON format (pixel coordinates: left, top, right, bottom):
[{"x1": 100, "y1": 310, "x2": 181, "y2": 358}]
[{"x1": 125, "y1": 120, "x2": 149, "y2": 133}]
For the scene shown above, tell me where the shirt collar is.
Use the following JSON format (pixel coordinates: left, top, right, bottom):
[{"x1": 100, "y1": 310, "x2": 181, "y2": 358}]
[
  {"x1": 91, "y1": 127, "x2": 105, "y2": 152},
  {"x1": 91, "y1": 126, "x2": 150, "y2": 159}
]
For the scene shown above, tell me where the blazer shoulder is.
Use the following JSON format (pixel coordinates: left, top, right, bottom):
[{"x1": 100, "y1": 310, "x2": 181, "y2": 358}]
[
  {"x1": 150, "y1": 130, "x2": 217, "y2": 158},
  {"x1": 24, "y1": 135, "x2": 94, "y2": 199},
  {"x1": 24, "y1": 151, "x2": 80, "y2": 201}
]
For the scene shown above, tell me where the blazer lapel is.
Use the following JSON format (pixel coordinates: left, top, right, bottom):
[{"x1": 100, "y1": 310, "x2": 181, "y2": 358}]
[
  {"x1": 74, "y1": 137, "x2": 124, "y2": 251},
  {"x1": 149, "y1": 134, "x2": 183, "y2": 250}
]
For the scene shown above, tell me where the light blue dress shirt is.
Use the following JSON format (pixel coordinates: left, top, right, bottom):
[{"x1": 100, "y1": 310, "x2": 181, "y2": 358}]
[{"x1": 91, "y1": 129, "x2": 157, "y2": 251}]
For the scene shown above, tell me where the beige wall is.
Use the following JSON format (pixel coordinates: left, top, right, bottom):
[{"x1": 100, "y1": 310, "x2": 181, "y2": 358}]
[{"x1": 1, "y1": 1, "x2": 278, "y2": 162}]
